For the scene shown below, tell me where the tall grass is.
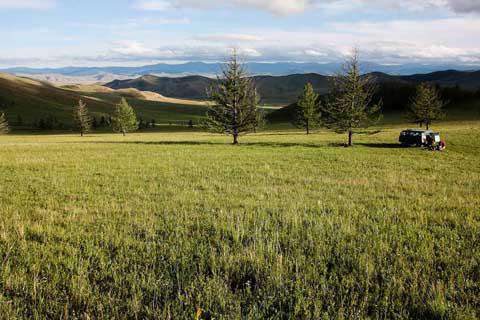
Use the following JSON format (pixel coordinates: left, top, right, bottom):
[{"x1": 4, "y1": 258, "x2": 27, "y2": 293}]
[{"x1": 0, "y1": 122, "x2": 479, "y2": 319}]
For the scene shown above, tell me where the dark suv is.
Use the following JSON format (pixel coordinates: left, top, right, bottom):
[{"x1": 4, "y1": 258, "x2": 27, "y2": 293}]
[{"x1": 399, "y1": 129, "x2": 440, "y2": 146}]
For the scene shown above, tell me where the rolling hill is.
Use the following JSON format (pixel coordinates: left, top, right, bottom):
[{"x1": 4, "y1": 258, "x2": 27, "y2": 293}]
[
  {"x1": 106, "y1": 75, "x2": 215, "y2": 100},
  {"x1": 0, "y1": 73, "x2": 208, "y2": 129},
  {"x1": 400, "y1": 70, "x2": 480, "y2": 90},
  {"x1": 1, "y1": 70, "x2": 479, "y2": 131},
  {"x1": 105, "y1": 70, "x2": 480, "y2": 104},
  {"x1": 106, "y1": 73, "x2": 331, "y2": 104}
]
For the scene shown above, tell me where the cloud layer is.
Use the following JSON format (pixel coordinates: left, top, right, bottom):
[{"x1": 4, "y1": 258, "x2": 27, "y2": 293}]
[
  {"x1": 134, "y1": 0, "x2": 480, "y2": 14},
  {"x1": 0, "y1": 0, "x2": 55, "y2": 9},
  {"x1": 1, "y1": 0, "x2": 479, "y2": 67},
  {"x1": 134, "y1": 0, "x2": 311, "y2": 15}
]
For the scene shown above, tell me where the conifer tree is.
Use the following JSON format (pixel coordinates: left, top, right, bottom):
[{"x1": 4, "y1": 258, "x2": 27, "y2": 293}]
[
  {"x1": 73, "y1": 99, "x2": 92, "y2": 136},
  {"x1": 204, "y1": 53, "x2": 260, "y2": 144},
  {"x1": 321, "y1": 51, "x2": 381, "y2": 146},
  {"x1": 0, "y1": 112, "x2": 9, "y2": 134},
  {"x1": 296, "y1": 83, "x2": 320, "y2": 134},
  {"x1": 407, "y1": 83, "x2": 446, "y2": 130},
  {"x1": 112, "y1": 98, "x2": 138, "y2": 136}
]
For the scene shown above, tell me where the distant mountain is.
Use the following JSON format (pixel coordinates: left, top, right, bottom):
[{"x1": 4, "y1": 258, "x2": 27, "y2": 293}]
[
  {"x1": 107, "y1": 75, "x2": 216, "y2": 100},
  {"x1": 105, "y1": 70, "x2": 480, "y2": 104},
  {"x1": 106, "y1": 73, "x2": 331, "y2": 103},
  {"x1": 2, "y1": 62, "x2": 480, "y2": 81},
  {"x1": 400, "y1": 70, "x2": 480, "y2": 90}
]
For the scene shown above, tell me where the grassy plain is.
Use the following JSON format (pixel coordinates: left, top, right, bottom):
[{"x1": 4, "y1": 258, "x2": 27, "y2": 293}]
[{"x1": 0, "y1": 121, "x2": 479, "y2": 319}]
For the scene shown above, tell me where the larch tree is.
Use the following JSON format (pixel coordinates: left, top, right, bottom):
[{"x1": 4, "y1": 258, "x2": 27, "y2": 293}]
[
  {"x1": 295, "y1": 82, "x2": 321, "y2": 134},
  {"x1": 112, "y1": 98, "x2": 138, "y2": 136},
  {"x1": 204, "y1": 53, "x2": 260, "y2": 144},
  {"x1": 321, "y1": 50, "x2": 382, "y2": 146},
  {"x1": 0, "y1": 112, "x2": 9, "y2": 134},
  {"x1": 73, "y1": 99, "x2": 92, "y2": 136},
  {"x1": 407, "y1": 83, "x2": 446, "y2": 130}
]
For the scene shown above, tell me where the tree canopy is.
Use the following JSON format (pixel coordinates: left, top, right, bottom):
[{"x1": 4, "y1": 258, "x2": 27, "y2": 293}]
[
  {"x1": 112, "y1": 98, "x2": 138, "y2": 136},
  {"x1": 407, "y1": 83, "x2": 446, "y2": 130},
  {"x1": 321, "y1": 51, "x2": 382, "y2": 146},
  {"x1": 0, "y1": 112, "x2": 9, "y2": 134},
  {"x1": 73, "y1": 99, "x2": 92, "y2": 136},
  {"x1": 295, "y1": 83, "x2": 321, "y2": 134},
  {"x1": 204, "y1": 53, "x2": 260, "y2": 144}
]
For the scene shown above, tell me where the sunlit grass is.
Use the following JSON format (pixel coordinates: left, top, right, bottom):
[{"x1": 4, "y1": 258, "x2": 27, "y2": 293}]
[{"x1": 0, "y1": 121, "x2": 479, "y2": 319}]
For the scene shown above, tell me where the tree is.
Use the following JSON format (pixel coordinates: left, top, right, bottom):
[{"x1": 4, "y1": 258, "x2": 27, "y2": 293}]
[
  {"x1": 321, "y1": 51, "x2": 382, "y2": 146},
  {"x1": 407, "y1": 83, "x2": 446, "y2": 130},
  {"x1": 0, "y1": 112, "x2": 9, "y2": 134},
  {"x1": 295, "y1": 83, "x2": 321, "y2": 134},
  {"x1": 73, "y1": 99, "x2": 92, "y2": 136},
  {"x1": 112, "y1": 98, "x2": 138, "y2": 136},
  {"x1": 92, "y1": 117, "x2": 98, "y2": 130},
  {"x1": 253, "y1": 108, "x2": 266, "y2": 133},
  {"x1": 204, "y1": 53, "x2": 260, "y2": 144},
  {"x1": 16, "y1": 115, "x2": 23, "y2": 126}
]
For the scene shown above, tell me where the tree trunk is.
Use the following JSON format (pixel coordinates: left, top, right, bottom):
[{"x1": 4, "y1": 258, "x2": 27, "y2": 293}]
[
  {"x1": 80, "y1": 131, "x2": 83, "y2": 137},
  {"x1": 426, "y1": 122, "x2": 429, "y2": 130},
  {"x1": 122, "y1": 131, "x2": 126, "y2": 136},
  {"x1": 348, "y1": 130, "x2": 353, "y2": 147},
  {"x1": 232, "y1": 124, "x2": 239, "y2": 144},
  {"x1": 306, "y1": 120, "x2": 310, "y2": 135},
  {"x1": 233, "y1": 133, "x2": 239, "y2": 145}
]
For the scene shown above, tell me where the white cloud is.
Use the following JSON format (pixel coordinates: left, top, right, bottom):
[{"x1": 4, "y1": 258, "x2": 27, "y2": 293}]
[
  {"x1": 111, "y1": 41, "x2": 158, "y2": 56},
  {"x1": 133, "y1": 0, "x2": 171, "y2": 11},
  {"x1": 447, "y1": 0, "x2": 480, "y2": 13},
  {"x1": 45, "y1": 15, "x2": 480, "y2": 66},
  {"x1": 134, "y1": 0, "x2": 313, "y2": 15},
  {"x1": 304, "y1": 50, "x2": 327, "y2": 57},
  {"x1": 194, "y1": 34, "x2": 263, "y2": 42},
  {"x1": 134, "y1": 0, "x2": 480, "y2": 15},
  {"x1": 237, "y1": 47, "x2": 262, "y2": 57},
  {"x1": 0, "y1": 0, "x2": 55, "y2": 9}
]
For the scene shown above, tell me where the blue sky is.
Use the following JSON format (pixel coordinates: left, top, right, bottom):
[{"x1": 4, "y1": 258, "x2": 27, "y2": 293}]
[{"x1": 0, "y1": 0, "x2": 479, "y2": 67}]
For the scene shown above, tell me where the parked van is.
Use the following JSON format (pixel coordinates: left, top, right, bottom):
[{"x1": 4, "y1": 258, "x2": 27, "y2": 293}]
[{"x1": 399, "y1": 129, "x2": 440, "y2": 147}]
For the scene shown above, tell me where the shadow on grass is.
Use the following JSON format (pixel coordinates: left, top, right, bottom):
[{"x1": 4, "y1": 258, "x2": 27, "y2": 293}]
[
  {"x1": 81, "y1": 140, "x2": 328, "y2": 148},
  {"x1": 356, "y1": 143, "x2": 406, "y2": 149},
  {"x1": 49, "y1": 140, "x2": 409, "y2": 150}
]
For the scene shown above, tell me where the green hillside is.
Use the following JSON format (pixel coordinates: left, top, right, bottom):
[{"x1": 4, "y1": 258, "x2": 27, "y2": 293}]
[
  {"x1": 106, "y1": 73, "x2": 330, "y2": 104},
  {"x1": 105, "y1": 71, "x2": 480, "y2": 105},
  {"x1": 0, "y1": 73, "x2": 208, "y2": 129},
  {"x1": 1, "y1": 72, "x2": 479, "y2": 131}
]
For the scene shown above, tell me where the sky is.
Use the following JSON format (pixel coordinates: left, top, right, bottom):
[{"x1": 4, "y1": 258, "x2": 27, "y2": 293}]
[{"x1": 0, "y1": 0, "x2": 479, "y2": 67}]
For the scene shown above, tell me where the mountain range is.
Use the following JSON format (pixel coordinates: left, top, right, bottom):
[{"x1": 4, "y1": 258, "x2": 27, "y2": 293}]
[
  {"x1": 2, "y1": 62, "x2": 480, "y2": 83},
  {"x1": 105, "y1": 70, "x2": 480, "y2": 104}
]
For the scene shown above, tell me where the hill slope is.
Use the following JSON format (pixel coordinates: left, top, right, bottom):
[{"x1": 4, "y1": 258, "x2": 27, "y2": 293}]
[
  {"x1": 0, "y1": 73, "x2": 207, "y2": 129},
  {"x1": 400, "y1": 70, "x2": 480, "y2": 90},
  {"x1": 106, "y1": 73, "x2": 331, "y2": 104},
  {"x1": 107, "y1": 75, "x2": 215, "y2": 100},
  {"x1": 105, "y1": 70, "x2": 480, "y2": 104}
]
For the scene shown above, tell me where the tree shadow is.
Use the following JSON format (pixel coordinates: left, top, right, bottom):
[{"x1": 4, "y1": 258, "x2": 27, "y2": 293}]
[
  {"x1": 82, "y1": 140, "x2": 327, "y2": 148},
  {"x1": 356, "y1": 143, "x2": 406, "y2": 149}
]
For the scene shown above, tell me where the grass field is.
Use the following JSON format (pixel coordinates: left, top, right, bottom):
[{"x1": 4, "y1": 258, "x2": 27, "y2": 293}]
[{"x1": 0, "y1": 121, "x2": 479, "y2": 319}]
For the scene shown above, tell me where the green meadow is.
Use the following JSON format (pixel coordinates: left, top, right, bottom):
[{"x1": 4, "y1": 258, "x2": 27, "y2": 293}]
[{"x1": 0, "y1": 121, "x2": 479, "y2": 319}]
